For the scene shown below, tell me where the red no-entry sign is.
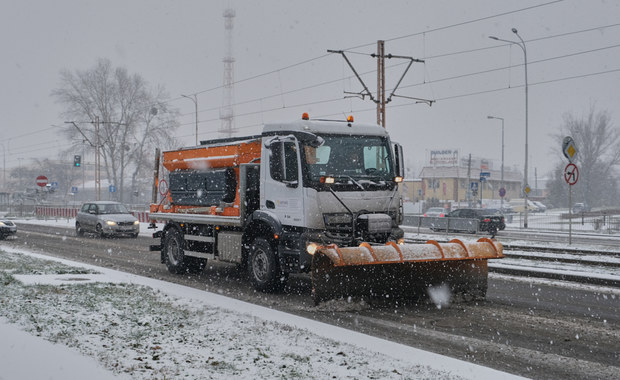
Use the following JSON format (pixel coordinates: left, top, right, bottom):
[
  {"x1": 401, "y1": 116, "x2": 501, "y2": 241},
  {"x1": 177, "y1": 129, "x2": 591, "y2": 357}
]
[
  {"x1": 564, "y1": 163, "x2": 579, "y2": 185},
  {"x1": 36, "y1": 175, "x2": 49, "y2": 187}
]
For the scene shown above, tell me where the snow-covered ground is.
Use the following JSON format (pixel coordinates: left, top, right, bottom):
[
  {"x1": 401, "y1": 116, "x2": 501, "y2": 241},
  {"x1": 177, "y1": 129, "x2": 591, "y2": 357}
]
[{"x1": 1, "y1": 219, "x2": 527, "y2": 380}]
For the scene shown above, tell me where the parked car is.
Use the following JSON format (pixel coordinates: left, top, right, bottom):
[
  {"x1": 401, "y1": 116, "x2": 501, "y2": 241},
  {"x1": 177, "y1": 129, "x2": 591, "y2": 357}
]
[
  {"x1": 76, "y1": 201, "x2": 140, "y2": 238},
  {"x1": 443, "y1": 208, "x2": 505, "y2": 235},
  {"x1": 572, "y1": 202, "x2": 590, "y2": 213},
  {"x1": 424, "y1": 207, "x2": 447, "y2": 217},
  {"x1": 532, "y1": 201, "x2": 547, "y2": 213},
  {"x1": 0, "y1": 218, "x2": 17, "y2": 240}
]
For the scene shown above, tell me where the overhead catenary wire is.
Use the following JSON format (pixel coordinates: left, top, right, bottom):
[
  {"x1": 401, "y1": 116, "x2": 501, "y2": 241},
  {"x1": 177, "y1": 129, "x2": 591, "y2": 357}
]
[
  {"x1": 169, "y1": 1, "x2": 571, "y2": 105},
  {"x1": 4, "y1": 1, "x2": 617, "y2": 161},
  {"x1": 5, "y1": 64, "x2": 618, "y2": 166}
]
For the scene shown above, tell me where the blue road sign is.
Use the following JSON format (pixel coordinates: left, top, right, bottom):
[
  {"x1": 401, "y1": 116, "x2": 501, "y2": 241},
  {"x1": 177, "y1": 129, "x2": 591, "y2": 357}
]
[
  {"x1": 71, "y1": 186, "x2": 78, "y2": 193},
  {"x1": 109, "y1": 185, "x2": 116, "y2": 193},
  {"x1": 470, "y1": 182, "x2": 479, "y2": 191}
]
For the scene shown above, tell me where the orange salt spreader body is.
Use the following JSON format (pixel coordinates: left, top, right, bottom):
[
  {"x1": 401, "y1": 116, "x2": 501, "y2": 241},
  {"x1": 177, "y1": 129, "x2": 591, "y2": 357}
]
[{"x1": 150, "y1": 138, "x2": 261, "y2": 217}]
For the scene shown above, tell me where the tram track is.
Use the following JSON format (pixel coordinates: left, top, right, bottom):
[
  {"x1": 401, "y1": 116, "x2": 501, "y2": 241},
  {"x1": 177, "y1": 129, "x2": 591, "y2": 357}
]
[{"x1": 404, "y1": 236, "x2": 620, "y2": 288}]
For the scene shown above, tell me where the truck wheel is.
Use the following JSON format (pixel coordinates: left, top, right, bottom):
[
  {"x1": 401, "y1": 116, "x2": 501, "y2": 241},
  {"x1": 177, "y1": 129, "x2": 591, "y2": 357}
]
[
  {"x1": 248, "y1": 238, "x2": 287, "y2": 292},
  {"x1": 75, "y1": 222, "x2": 84, "y2": 237},
  {"x1": 163, "y1": 228, "x2": 187, "y2": 274}
]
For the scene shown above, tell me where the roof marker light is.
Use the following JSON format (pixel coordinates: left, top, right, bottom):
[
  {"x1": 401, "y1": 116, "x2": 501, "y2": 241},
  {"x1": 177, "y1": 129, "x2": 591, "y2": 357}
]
[
  {"x1": 302, "y1": 112, "x2": 310, "y2": 120},
  {"x1": 347, "y1": 115, "x2": 354, "y2": 122}
]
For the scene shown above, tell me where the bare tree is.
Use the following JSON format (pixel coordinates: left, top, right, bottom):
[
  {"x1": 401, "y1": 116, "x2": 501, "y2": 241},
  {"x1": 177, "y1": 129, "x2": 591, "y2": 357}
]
[
  {"x1": 547, "y1": 106, "x2": 620, "y2": 208},
  {"x1": 52, "y1": 58, "x2": 179, "y2": 202}
]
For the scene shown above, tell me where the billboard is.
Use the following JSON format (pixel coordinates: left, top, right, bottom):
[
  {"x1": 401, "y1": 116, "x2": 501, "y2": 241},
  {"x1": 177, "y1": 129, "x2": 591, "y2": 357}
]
[{"x1": 430, "y1": 149, "x2": 458, "y2": 166}]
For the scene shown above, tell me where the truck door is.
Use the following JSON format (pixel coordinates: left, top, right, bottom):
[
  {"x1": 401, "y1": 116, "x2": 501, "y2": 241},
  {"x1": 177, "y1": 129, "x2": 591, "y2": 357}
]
[{"x1": 261, "y1": 138, "x2": 305, "y2": 227}]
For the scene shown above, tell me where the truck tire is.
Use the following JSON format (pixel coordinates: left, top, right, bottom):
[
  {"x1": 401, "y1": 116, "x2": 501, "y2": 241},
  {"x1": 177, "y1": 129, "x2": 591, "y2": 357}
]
[
  {"x1": 248, "y1": 238, "x2": 287, "y2": 292},
  {"x1": 163, "y1": 228, "x2": 188, "y2": 274}
]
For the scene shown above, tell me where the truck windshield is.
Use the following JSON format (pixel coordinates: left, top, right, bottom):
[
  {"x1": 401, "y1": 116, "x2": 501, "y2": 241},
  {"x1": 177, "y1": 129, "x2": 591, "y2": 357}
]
[{"x1": 301, "y1": 135, "x2": 395, "y2": 190}]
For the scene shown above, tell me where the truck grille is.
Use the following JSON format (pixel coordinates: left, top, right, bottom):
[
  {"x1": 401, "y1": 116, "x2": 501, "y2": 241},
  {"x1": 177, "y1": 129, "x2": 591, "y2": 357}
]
[{"x1": 323, "y1": 213, "x2": 353, "y2": 241}]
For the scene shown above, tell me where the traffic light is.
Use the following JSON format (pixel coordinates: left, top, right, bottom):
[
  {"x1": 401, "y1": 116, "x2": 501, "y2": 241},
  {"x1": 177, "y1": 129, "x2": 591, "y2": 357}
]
[{"x1": 73, "y1": 155, "x2": 81, "y2": 167}]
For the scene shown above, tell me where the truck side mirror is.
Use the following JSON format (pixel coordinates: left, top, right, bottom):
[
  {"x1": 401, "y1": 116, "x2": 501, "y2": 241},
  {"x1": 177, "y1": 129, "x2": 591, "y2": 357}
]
[{"x1": 394, "y1": 143, "x2": 404, "y2": 178}]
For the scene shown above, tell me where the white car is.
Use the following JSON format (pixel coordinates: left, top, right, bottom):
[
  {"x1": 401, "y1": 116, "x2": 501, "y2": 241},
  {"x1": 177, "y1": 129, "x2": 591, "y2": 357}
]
[
  {"x1": 0, "y1": 219, "x2": 17, "y2": 240},
  {"x1": 424, "y1": 207, "x2": 447, "y2": 217},
  {"x1": 76, "y1": 201, "x2": 140, "y2": 238},
  {"x1": 532, "y1": 201, "x2": 547, "y2": 213}
]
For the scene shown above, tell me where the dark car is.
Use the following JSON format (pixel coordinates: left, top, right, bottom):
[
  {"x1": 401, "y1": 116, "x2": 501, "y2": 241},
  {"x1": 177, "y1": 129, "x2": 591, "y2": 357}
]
[
  {"x1": 76, "y1": 201, "x2": 140, "y2": 238},
  {"x1": 481, "y1": 209, "x2": 508, "y2": 230},
  {"x1": 0, "y1": 218, "x2": 17, "y2": 240},
  {"x1": 444, "y1": 208, "x2": 505, "y2": 235}
]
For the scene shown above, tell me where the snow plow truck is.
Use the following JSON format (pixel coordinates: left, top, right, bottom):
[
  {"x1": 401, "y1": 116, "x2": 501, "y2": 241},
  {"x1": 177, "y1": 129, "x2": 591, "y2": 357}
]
[{"x1": 149, "y1": 113, "x2": 504, "y2": 304}]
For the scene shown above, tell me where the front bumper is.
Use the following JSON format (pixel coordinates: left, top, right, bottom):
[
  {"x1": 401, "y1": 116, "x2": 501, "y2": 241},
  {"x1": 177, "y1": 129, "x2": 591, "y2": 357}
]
[
  {"x1": 0, "y1": 226, "x2": 17, "y2": 237},
  {"x1": 102, "y1": 224, "x2": 139, "y2": 235}
]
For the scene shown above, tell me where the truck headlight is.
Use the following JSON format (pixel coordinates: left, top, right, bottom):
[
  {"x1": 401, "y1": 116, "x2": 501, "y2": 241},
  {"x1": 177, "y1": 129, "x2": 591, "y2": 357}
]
[{"x1": 306, "y1": 242, "x2": 320, "y2": 255}]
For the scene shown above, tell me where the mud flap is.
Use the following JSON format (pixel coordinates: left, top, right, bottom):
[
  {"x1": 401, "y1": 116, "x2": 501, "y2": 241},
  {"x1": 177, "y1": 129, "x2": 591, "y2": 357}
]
[{"x1": 311, "y1": 239, "x2": 502, "y2": 305}]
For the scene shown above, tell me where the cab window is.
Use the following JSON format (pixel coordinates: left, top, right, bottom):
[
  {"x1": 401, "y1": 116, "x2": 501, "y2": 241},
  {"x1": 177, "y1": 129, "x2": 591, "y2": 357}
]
[{"x1": 270, "y1": 141, "x2": 298, "y2": 183}]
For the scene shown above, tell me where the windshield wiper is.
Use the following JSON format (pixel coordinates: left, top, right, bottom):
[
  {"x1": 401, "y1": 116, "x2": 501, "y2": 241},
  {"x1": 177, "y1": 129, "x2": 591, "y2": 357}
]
[{"x1": 343, "y1": 175, "x2": 365, "y2": 191}]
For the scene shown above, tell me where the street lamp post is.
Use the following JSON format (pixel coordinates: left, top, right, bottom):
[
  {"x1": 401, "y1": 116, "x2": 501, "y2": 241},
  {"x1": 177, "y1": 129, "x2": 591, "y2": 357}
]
[
  {"x1": 487, "y1": 116, "x2": 505, "y2": 211},
  {"x1": 182, "y1": 94, "x2": 199, "y2": 145},
  {"x1": 0, "y1": 142, "x2": 6, "y2": 191},
  {"x1": 489, "y1": 28, "x2": 529, "y2": 228}
]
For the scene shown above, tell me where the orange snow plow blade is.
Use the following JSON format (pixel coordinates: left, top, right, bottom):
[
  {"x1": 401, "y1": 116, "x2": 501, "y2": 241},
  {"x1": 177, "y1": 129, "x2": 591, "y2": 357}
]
[{"x1": 311, "y1": 238, "x2": 504, "y2": 305}]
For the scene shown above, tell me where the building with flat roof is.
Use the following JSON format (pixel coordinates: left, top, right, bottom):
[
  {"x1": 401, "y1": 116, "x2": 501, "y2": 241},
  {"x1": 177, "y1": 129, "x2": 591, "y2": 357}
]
[{"x1": 401, "y1": 152, "x2": 522, "y2": 206}]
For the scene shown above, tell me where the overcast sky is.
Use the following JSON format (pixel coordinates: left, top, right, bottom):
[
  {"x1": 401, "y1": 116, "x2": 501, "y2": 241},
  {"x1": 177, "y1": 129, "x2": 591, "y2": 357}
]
[{"x1": 1, "y1": 0, "x2": 619, "y2": 184}]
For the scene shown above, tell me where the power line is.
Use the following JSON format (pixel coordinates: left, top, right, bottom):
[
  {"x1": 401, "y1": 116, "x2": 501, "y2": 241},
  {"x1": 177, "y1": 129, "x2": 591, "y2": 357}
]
[
  {"x1": 175, "y1": 40, "x2": 620, "y2": 129},
  {"x1": 345, "y1": 0, "x2": 566, "y2": 50},
  {"x1": 183, "y1": 67, "x2": 620, "y2": 138},
  {"x1": 173, "y1": 1, "x2": 567, "y2": 103},
  {"x1": 7, "y1": 65, "x2": 619, "y2": 162},
  {"x1": 398, "y1": 68, "x2": 620, "y2": 104},
  {"x1": 397, "y1": 43, "x2": 620, "y2": 91},
  {"x1": 421, "y1": 22, "x2": 620, "y2": 61}
]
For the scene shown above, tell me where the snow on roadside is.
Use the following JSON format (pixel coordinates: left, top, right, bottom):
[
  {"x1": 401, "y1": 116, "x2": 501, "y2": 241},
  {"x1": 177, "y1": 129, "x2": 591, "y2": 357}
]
[{"x1": 0, "y1": 246, "x2": 526, "y2": 380}]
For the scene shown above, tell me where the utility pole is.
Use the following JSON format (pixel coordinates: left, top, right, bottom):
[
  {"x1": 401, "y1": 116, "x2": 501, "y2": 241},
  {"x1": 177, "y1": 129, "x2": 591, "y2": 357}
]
[
  {"x1": 328, "y1": 41, "x2": 431, "y2": 129},
  {"x1": 376, "y1": 40, "x2": 386, "y2": 127},
  {"x1": 66, "y1": 118, "x2": 125, "y2": 201},
  {"x1": 467, "y1": 154, "x2": 472, "y2": 207}
]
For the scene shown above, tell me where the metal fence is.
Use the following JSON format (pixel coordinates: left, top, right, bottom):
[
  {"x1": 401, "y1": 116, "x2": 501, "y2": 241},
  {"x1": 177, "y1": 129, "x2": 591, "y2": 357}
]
[
  {"x1": 403, "y1": 215, "x2": 481, "y2": 234},
  {"x1": 404, "y1": 210, "x2": 620, "y2": 235},
  {"x1": 29, "y1": 205, "x2": 151, "y2": 223}
]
